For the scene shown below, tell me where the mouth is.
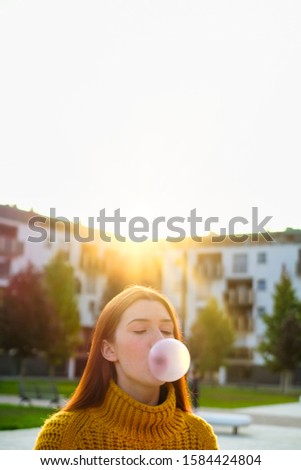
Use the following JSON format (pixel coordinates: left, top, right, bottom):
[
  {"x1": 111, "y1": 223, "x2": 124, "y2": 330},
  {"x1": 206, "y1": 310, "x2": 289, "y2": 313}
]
[{"x1": 153, "y1": 356, "x2": 166, "y2": 366}]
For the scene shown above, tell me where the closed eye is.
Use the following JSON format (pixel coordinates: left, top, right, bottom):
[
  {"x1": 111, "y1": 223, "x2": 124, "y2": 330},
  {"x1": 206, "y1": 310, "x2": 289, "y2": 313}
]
[{"x1": 161, "y1": 330, "x2": 173, "y2": 336}]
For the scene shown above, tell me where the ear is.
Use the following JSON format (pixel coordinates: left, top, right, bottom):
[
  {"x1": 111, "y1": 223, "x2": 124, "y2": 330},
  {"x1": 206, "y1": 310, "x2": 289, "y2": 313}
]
[{"x1": 101, "y1": 339, "x2": 118, "y2": 362}]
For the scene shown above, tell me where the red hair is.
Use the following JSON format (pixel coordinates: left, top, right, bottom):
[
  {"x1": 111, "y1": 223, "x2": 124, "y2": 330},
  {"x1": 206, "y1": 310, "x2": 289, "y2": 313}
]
[{"x1": 64, "y1": 285, "x2": 192, "y2": 412}]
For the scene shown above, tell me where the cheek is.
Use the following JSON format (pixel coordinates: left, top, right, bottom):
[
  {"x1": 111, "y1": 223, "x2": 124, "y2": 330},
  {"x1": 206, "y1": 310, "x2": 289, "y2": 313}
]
[{"x1": 117, "y1": 336, "x2": 149, "y2": 362}]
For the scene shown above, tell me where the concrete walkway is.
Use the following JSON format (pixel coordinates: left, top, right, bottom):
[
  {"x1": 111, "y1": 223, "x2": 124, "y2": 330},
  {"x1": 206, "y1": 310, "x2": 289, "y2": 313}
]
[
  {"x1": 198, "y1": 402, "x2": 301, "y2": 450},
  {"x1": 0, "y1": 396, "x2": 301, "y2": 450}
]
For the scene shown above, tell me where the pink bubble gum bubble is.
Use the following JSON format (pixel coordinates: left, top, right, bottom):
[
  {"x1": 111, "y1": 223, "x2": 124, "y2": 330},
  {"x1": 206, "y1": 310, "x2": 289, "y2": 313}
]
[{"x1": 148, "y1": 338, "x2": 191, "y2": 382}]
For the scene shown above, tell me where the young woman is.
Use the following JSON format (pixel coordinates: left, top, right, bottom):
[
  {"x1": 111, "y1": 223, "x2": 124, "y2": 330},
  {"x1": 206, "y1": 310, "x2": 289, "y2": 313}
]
[{"x1": 34, "y1": 285, "x2": 218, "y2": 450}]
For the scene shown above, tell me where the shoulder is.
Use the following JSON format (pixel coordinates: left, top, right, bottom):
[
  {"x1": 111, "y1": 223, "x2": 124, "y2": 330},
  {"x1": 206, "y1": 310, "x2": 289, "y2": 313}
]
[
  {"x1": 181, "y1": 412, "x2": 219, "y2": 450},
  {"x1": 34, "y1": 408, "x2": 92, "y2": 450}
]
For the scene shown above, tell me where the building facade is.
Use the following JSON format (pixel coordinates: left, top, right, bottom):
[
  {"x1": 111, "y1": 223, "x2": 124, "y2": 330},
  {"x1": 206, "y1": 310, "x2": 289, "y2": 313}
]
[
  {"x1": 1, "y1": 204, "x2": 301, "y2": 385},
  {"x1": 161, "y1": 232, "x2": 301, "y2": 385},
  {"x1": 0, "y1": 204, "x2": 106, "y2": 378}
]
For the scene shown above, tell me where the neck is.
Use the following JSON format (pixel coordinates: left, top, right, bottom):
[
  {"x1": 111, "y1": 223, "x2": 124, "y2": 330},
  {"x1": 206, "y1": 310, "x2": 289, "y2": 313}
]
[{"x1": 116, "y1": 378, "x2": 161, "y2": 406}]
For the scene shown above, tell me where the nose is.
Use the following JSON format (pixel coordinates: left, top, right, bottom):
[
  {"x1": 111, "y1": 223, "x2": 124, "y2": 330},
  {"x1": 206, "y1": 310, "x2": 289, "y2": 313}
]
[{"x1": 151, "y1": 328, "x2": 165, "y2": 346}]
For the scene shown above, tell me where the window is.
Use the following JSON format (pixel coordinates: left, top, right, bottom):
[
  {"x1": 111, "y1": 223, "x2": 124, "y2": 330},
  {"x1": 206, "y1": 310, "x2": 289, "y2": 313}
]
[
  {"x1": 196, "y1": 253, "x2": 223, "y2": 279},
  {"x1": 233, "y1": 254, "x2": 247, "y2": 273},
  {"x1": 257, "y1": 306, "x2": 266, "y2": 318},
  {"x1": 0, "y1": 287, "x2": 4, "y2": 307},
  {"x1": 257, "y1": 252, "x2": 267, "y2": 264},
  {"x1": 0, "y1": 260, "x2": 10, "y2": 278},
  {"x1": 86, "y1": 275, "x2": 96, "y2": 293},
  {"x1": 74, "y1": 277, "x2": 82, "y2": 294},
  {"x1": 257, "y1": 279, "x2": 266, "y2": 291}
]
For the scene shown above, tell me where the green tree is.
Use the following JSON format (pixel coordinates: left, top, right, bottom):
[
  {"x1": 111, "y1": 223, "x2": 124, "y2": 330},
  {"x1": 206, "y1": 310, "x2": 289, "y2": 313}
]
[
  {"x1": 0, "y1": 263, "x2": 56, "y2": 377},
  {"x1": 258, "y1": 270, "x2": 301, "y2": 392},
  {"x1": 44, "y1": 251, "x2": 81, "y2": 373},
  {"x1": 188, "y1": 298, "x2": 235, "y2": 383}
]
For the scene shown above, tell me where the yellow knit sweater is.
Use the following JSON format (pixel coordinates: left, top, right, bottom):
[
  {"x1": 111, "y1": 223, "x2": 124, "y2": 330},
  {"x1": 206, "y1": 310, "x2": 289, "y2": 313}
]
[{"x1": 34, "y1": 381, "x2": 218, "y2": 450}]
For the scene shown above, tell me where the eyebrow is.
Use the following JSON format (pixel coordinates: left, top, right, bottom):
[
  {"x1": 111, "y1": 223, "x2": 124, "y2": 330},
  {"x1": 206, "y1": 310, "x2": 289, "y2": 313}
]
[{"x1": 127, "y1": 318, "x2": 173, "y2": 325}]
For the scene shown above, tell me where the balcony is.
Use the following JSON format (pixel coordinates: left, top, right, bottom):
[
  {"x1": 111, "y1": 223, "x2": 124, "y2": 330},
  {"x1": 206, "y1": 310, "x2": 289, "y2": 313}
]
[
  {"x1": 224, "y1": 278, "x2": 254, "y2": 308},
  {"x1": 228, "y1": 311, "x2": 254, "y2": 334},
  {"x1": 0, "y1": 236, "x2": 24, "y2": 258},
  {"x1": 195, "y1": 253, "x2": 223, "y2": 280},
  {"x1": 226, "y1": 347, "x2": 254, "y2": 365},
  {"x1": 79, "y1": 244, "x2": 104, "y2": 274},
  {"x1": 80, "y1": 256, "x2": 104, "y2": 273},
  {"x1": 0, "y1": 259, "x2": 10, "y2": 279},
  {"x1": 225, "y1": 290, "x2": 253, "y2": 307}
]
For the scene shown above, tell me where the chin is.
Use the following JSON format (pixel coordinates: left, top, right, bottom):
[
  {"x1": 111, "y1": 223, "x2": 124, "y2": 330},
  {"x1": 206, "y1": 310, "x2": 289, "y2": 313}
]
[{"x1": 145, "y1": 376, "x2": 165, "y2": 387}]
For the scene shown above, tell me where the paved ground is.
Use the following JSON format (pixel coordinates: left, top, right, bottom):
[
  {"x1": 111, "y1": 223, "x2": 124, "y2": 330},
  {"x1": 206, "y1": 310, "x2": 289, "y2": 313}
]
[
  {"x1": 200, "y1": 402, "x2": 301, "y2": 450},
  {"x1": 0, "y1": 395, "x2": 301, "y2": 450}
]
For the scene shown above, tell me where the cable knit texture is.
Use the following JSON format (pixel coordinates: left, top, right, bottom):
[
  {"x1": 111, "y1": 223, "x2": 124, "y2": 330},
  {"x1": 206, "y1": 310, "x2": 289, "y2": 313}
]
[{"x1": 34, "y1": 381, "x2": 218, "y2": 450}]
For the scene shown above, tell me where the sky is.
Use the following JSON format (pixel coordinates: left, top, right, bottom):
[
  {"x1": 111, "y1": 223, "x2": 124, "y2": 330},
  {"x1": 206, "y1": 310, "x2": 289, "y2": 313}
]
[{"x1": 1, "y1": 0, "x2": 301, "y2": 240}]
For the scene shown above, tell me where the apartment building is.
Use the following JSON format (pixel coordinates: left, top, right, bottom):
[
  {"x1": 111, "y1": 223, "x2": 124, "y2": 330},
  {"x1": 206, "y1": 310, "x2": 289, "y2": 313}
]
[
  {"x1": 161, "y1": 232, "x2": 301, "y2": 385},
  {"x1": 0, "y1": 204, "x2": 106, "y2": 378},
  {"x1": 2, "y1": 204, "x2": 301, "y2": 385}
]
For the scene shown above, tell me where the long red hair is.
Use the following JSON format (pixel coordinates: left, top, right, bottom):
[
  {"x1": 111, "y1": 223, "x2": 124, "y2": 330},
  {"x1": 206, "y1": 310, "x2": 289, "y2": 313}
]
[{"x1": 64, "y1": 285, "x2": 192, "y2": 412}]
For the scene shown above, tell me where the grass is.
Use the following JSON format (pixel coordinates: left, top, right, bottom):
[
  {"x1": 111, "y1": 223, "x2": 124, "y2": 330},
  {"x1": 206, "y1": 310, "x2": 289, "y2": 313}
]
[
  {"x1": 0, "y1": 378, "x2": 79, "y2": 430},
  {"x1": 0, "y1": 403, "x2": 56, "y2": 430},
  {"x1": 0, "y1": 378, "x2": 79, "y2": 397},
  {"x1": 0, "y1": 378, "x2": 300, "y2": 430},
  {"x1": 197, "y1": 385, "x2": 300, "y2": 408}
]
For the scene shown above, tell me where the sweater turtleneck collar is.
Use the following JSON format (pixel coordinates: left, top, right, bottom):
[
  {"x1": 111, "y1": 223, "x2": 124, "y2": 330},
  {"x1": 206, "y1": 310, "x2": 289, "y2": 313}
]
[{"x1": 97, "y1": 380, "x2": 186, "y2": 442}]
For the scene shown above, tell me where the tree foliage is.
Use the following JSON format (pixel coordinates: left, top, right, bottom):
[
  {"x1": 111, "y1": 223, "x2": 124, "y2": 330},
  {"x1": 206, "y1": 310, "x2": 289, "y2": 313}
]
[
  {"x1": 188, "y1": 298, "x2": 235, "y2": 381},
  {"x1": 44, "y1": 251, "x2": 81, "y2": 366},
  {"x1": 258, "y1": 270, "x2": 301, "y2": 391},
  {"x1": 0, "y1": 263, "x2": 56, "y2": 373}
]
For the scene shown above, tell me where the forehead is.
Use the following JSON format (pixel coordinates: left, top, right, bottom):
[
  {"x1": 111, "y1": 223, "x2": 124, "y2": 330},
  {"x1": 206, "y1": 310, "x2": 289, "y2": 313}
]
[{"x1": 120, "y1": 299, "x2": 172, "y2": 323}]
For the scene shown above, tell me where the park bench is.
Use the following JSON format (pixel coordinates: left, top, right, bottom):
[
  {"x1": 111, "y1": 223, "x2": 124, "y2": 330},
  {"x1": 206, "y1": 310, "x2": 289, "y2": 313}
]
[
  {"x1": 19, "y1": 381, "x2": 60, "y2": 406},
  {"x1": 196, "y1": 410, "x2": 252, "y2": 435}
]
